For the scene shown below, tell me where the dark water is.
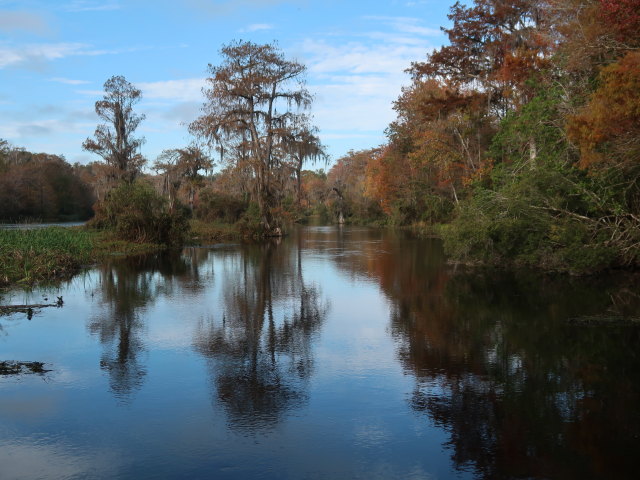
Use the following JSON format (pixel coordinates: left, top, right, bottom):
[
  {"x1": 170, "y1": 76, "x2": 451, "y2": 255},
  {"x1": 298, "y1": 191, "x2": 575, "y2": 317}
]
[{"x1": 1, "y1": 226, "x2": 639, "y2": 479}]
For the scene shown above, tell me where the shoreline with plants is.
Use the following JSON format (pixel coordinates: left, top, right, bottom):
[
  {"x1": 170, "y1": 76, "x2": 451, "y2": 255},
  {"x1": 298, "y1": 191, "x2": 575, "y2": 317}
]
[{"x1": 0, "y1": 217, "x2": 247, "y2": 289}]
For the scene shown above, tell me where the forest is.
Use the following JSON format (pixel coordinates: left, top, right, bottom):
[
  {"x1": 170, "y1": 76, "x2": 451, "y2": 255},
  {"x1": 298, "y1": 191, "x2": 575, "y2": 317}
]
[{"x1": 1, "y1": 0, "x2": 639, "y2": 276}]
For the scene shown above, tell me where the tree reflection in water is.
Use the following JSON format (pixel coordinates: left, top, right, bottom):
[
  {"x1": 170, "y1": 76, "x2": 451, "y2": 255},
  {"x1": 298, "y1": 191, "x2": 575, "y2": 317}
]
[
  {"x1": 87, "y1": 252, "x2": 189, "y2": 399},
  {"x1": 194, "y1": 237, "x2": 327, "y2": 432},
  {"x1": 331, "y1": 230, "x2": 640, "y2": 479}
]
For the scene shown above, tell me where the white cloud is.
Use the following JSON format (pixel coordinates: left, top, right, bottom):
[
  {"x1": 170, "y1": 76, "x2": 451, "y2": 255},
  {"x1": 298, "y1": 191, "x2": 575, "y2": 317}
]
[
  {"x1": 320, "y1": 132, "x2": 380, "y2": 140},
  {"x1": 76, "y1": 89, "x2": 104, "y2": 97},
  {"x1": 0, "y1": 42, "x2": 83, "y2": 68},
  {"x1": 311, "y1": 77, "x2": 402, "y2": 132},
  {"x1": 303, "y1": 39, "x2": 427, "y2": 76},
  {"x1": 0, "y1": 117, "x2": 94, "y2": 139},
  {"x1": 296, "y1": 17, "x2": 437, "y2": 157}
]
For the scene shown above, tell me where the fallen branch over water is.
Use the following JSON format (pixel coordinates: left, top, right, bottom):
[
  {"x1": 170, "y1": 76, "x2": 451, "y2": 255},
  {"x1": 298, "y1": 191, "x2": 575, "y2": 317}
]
[
  {"x1": 0, "y1": 296, "x2": 63, "y2": 313},
  {"x1": 0, "y1": 297, "x2": 63, "y2": 319}
]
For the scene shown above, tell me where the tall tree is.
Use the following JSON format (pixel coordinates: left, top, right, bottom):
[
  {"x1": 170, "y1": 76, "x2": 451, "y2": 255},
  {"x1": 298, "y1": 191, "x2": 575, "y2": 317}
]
[
  {"x1": 83, "y1": 75, "x2": 146, "y2": 182},
  {"x1": 190, "y1": 40, "x2": 316, "y2": 235},
  {"x1": 412, "y1": 0, "x2": 552, "y2": 116}
]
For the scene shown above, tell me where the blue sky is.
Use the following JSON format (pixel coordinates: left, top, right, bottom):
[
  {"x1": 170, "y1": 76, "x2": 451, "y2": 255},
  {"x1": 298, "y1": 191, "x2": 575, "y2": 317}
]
[{"x1": 0, "y1": 0, "x2": 454, "y2": 167}]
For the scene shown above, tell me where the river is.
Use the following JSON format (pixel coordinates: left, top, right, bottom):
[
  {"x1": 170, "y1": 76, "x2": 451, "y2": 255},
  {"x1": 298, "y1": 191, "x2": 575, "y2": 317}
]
[{"x1": 1, "y1": 226, "x2": 639, "y2": 479}]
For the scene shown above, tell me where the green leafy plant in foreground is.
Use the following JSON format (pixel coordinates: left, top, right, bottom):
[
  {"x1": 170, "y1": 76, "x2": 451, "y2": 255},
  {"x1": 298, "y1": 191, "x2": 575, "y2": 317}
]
[{"x1": 0, "y1": 227, "x2": 94, "y2": 286}]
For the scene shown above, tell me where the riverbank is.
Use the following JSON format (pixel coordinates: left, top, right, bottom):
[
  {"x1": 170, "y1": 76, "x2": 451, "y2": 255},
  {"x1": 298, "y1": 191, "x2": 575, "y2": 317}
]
[
  {"x1": 0, "y1": 227, "x2": 168, "y2": 288},
  {"x1": 0, "y1": 220, "x2": 249, "y2": 288},
  {"x1": 0, "y1": 227, "x2": 94, "y2": 287}
]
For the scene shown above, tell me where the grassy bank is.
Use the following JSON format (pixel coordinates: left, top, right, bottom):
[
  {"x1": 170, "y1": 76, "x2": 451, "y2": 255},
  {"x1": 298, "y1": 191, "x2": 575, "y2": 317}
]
[
  {"x1": 0, "y1": 227, "x2": 94, "y2": 287},
  {"x1": 0, "y1": 220, "x2": 247, "y2": 288},
  {"x1": 0, "y1": 227, "x2": 170, "y2": 288}
]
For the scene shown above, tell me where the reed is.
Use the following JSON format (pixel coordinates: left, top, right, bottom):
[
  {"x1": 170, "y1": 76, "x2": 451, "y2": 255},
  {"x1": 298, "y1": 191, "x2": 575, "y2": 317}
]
[{"x1": 0, "y1": 227, "x2": 94, "y2": 286}]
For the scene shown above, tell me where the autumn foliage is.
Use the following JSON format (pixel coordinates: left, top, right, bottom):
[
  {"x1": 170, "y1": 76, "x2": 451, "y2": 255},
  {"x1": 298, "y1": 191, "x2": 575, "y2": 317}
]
[
  {"x1": 321, "y1": 0, "x2": 640, "y2": 272},
  {"x1": 0, "y1": 145, "x2": 94, "y2": 222},
  {"x1": 568, "y1": 51, "x2": 640, "y2": 170},
  {"x1": 599, "y1": 0, "x2": 640, "y2": 42}
]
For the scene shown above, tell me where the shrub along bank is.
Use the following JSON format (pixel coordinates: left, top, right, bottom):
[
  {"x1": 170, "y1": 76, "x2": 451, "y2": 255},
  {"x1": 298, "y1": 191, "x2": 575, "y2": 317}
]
[{"x1": 0, "y1": 180, "x2": 191, "y2": 287}]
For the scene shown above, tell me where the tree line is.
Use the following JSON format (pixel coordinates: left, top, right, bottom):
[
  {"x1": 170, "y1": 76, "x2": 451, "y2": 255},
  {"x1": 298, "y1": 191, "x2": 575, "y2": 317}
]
[
  {"x1": 0, "y1": 140, "x2": 94, "y2": 222},
  {"x1": 318, "y1": 0, "x2": 640, "y2": 273},
  {"x1": 3, "y1": 1, "x2": 639, "y2": 272}
]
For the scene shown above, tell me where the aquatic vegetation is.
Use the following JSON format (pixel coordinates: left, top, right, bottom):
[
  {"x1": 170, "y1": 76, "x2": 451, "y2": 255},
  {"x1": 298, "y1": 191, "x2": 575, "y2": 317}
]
[{"x1": 0, "y1": 227, "x2": 93, "y2": 286}]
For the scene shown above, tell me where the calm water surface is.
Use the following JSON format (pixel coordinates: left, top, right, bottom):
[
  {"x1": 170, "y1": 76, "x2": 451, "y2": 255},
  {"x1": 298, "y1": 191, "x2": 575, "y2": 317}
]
[
  {"x1": 0, "y1": 222, "x2": 86, "y2": 230},
  {"x1": 1, "y1": 226, "x2": 639, "y2": 479}
]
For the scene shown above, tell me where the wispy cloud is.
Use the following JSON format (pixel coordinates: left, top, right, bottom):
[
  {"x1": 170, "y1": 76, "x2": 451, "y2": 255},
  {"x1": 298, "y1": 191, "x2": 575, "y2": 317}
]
[
  {"x1": 0, "y1": 117, "x2": 94, "y2": 140},
  {"x1": 63, "y1": 1, "x2": 121, "y2": 12},
  {"x1": 364, "y1": 16, "x2": 442, "y2": 37},
  {"x1": 311, "y1": 75, "x2": 405, "y2": 132},
  {"x1": 0, "y1": 42, "x2": 87, "y2": 69},
  {"x1": 240, "y1": 23, "x2": 275, "y2": 33},
  {"x1": 0, "y1": 10, "x2": 51, "y2": 35},
  {"x1": 0, "y1": 42, "x2": 149, "y2": 70},
  {"x1": 137, "y1": 78, "x2": 206, "y2": 103},
  {"x1": 183, "y1": 0, "x2": 293, "y2": 15},
  {"x1": 405, "y1": 0, "x2": 433, "y2": 6},
  {"x1": 302, "y1": 39, "x2": 428, "y2": 76},
  {"x1": 50, "y1": 77, "x2": 90, "y2": 85},
  {"x1": 296, "y1": 16, "x2": 438, "y2": 156}
]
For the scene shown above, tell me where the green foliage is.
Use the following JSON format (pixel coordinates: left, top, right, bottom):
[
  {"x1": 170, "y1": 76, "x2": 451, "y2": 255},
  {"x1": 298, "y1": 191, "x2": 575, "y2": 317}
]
[
  {"x1": 90, "y1": 181, "x2": 189, "y2": 247},
  {"x1": 236, "y1": 202, "x2": 264, "y2": 237},
  {"x1": 441, "y1": 164, "x2": 621, "y2": 274},
  {"x1": 313, "y1": 203, "x2": 331, "y2": 223},
  {"x1": 0, "y1": 227, "x2": 94, "y2": 286},
  {"x1": 386, "y1": 191, "x2": 454, "y2": 226},
  {"x1": 440, "y1": 79, "x2": 632, "y2": 274},
  {"x1": 490, "y1": 83, "x2": 570, "y2": 167},
  {"x1": 195, "y1": 189, "x2": 247, "y2": 223},
  {"x1": 188, "y1": 219, "x2": 241, "y2": 244}
]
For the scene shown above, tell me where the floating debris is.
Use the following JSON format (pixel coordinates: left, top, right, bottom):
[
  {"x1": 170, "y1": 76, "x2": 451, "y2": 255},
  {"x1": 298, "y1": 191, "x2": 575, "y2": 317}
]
[{"x1": 0, "y1": 361, "x2": 52, "y2": 376}]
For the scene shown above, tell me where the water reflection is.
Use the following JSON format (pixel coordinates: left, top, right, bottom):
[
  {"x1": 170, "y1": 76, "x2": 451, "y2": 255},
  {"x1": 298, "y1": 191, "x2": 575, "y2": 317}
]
[
  {"x1": 3, "y1": 226, "x2": 640, "y2": 478},
  {"x1": 194, "y1": 238, "x2": 327, "y2": 432},
  {"x1": 88, "y1": 253, "x2": 190, "y2": 398},
  {"x1": 332, "y1": 230, "x2": 640, "y2": 479}
]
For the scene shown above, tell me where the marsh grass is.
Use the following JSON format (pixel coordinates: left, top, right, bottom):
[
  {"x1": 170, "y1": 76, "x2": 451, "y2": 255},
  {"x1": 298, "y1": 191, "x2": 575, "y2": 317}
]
[
  {"x1": 91, "y1": 230, "x2": 165, "y2": 257},
  {"x1": 0, "y1": 219, "x2": 242, "y2": 288},
  {"x1": 0, "y1": 227, "x2": 94, "y2": 286},
  {"x1": 189, "y1": 219, "x2": 243, "y2": 244}
]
